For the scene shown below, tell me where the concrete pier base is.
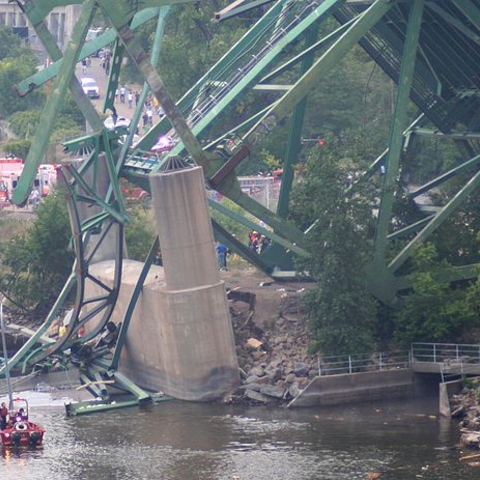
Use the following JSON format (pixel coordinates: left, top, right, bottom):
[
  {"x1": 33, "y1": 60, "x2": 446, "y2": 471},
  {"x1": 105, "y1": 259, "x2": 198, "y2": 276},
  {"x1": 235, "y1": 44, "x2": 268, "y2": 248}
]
[
  {"x1": 86, "y1": 164, "x2": 239, "y2": 401},
  {"x1": 145, "y1": 165, "x2": 239, "y2": 400}
]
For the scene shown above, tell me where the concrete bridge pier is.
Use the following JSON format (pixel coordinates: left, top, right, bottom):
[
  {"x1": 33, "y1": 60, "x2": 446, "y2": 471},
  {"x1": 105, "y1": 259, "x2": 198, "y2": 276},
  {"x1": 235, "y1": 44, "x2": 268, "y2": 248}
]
[
  {"x1": 85, "y1": 164, "x2": 239, "y2": 400},
  {"x1": 145, "y1": 165, "x2": 239, "y2": 400}
]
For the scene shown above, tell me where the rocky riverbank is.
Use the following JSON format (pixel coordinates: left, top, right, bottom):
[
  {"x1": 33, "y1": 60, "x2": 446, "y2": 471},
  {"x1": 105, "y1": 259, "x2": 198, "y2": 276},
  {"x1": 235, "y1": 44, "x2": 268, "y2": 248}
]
[
  {"x1": 451, "y1": 379, "x2": 480, "y2": 451},
  {"x1": 225, "y1": 281, "x2": 317, "y2": 405}
]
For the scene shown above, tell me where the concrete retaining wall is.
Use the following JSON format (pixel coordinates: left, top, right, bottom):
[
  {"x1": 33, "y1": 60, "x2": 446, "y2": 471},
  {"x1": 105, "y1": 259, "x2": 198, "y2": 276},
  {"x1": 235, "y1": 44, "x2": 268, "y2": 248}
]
[{"x1": 289, "y1": 369, "x2": 415, "y2": 408}]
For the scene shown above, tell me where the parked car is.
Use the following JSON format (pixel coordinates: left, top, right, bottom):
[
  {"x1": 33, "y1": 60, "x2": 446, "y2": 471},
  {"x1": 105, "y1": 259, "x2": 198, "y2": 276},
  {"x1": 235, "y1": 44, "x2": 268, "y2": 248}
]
[{"x1": 80, "y1": 78, "x2": 100, "y2": 99}]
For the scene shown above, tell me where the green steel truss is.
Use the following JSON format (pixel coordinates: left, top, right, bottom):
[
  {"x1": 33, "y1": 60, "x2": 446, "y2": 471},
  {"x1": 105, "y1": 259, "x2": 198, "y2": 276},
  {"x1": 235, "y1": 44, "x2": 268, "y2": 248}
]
[{"x1": 4, "y1": 0, "x2": 480, "y2": 404}]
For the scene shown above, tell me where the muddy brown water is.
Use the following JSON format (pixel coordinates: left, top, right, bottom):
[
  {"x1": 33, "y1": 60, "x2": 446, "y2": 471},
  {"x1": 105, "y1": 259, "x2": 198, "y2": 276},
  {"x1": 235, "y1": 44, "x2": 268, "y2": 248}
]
[{"x1": 0, "y1": 395, "x2": 476, "y2": 480}]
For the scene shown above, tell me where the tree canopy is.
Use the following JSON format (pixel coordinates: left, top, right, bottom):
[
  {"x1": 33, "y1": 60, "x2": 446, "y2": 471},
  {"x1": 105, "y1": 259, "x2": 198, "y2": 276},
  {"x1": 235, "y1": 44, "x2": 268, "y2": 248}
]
[{"x1": 290, "y1": 137, "x2": 378, "y2": 355}]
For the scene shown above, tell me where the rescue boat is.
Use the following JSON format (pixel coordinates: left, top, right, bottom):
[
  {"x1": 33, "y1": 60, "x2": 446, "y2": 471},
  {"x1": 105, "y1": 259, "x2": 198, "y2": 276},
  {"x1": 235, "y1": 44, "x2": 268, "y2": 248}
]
[{"x1": 0, "y1": 398, "x2": 45, "y2": 447}]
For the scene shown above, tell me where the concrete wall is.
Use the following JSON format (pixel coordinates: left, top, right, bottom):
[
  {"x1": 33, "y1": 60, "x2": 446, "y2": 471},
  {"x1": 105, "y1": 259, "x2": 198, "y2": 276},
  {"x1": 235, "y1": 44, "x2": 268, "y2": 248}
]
[
  {"x1": 0, "y1": 4, "x2": 81, "y2": 55},
  {"x1": 289, "y1": 369, "x2": 415, "y2": 408}
]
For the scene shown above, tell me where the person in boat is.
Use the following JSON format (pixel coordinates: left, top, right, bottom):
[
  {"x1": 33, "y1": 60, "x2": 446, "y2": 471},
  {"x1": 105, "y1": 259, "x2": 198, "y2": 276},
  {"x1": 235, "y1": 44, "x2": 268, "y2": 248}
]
[
  {"x1": 14, "y1": 407, "x2": 27, "y2": 423},
  {"x1": 0, "y1": 402, "x2": 8, "y2": 429}
]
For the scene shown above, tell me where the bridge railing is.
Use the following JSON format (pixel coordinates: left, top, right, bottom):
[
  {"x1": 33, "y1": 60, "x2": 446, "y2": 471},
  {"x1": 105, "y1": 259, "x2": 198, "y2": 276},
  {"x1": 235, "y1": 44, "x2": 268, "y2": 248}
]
[
  {"x1": 411, "y1": 343, "x2": 480, "y2": 365},
  {"x1": 317, "y1": 351, "x2": 410, "y2": 376}
]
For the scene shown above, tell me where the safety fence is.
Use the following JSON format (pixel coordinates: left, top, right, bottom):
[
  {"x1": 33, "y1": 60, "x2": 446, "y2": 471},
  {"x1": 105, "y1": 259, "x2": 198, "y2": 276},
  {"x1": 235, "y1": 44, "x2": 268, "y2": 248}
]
[
  {"x1": 411, "y1": 343, "x2": 480, "y2": 382},
  {"x1": 317, "y1": 343, "x2": 480, "y2": 378},
  {"x1": 317, "y1": 351, "x2": 410, "y2": 376}
]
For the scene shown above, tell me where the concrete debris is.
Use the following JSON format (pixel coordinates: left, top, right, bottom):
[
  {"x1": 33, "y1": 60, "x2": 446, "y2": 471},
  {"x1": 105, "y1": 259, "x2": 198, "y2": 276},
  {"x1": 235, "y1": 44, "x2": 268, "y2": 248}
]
[{"x1": 227, "y1": 284, "x2": 316, "y2": 406}]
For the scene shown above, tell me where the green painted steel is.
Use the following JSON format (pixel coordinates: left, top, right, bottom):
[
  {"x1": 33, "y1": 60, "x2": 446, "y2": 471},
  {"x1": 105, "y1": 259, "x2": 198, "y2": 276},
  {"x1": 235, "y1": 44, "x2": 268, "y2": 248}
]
[
  {"x1": 277, "y1": 24, "x2": 318, "y2": 219},
  {"x1": 12, "y1": 0, "x2": 97, "y2": 205},
  {"x1": 371, "y1": 0, "x2": 425, "y2": 289},
  {"x1": 6, "y1": 0, "x2": 480, "y2": 409}
]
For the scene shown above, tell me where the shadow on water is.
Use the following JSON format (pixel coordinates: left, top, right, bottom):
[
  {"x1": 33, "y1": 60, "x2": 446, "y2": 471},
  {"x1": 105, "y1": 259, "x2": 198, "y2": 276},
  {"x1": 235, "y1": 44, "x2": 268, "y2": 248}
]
[{"x1": 0, "y1": 397, "x2": 476, "y2": 480}]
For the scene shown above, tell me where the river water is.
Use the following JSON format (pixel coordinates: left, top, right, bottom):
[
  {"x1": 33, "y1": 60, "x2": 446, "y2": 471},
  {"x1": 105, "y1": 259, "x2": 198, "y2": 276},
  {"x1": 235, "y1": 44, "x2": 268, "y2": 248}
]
[{"x1": 0, "y1": 393, "x2": 476, "y2": 480}]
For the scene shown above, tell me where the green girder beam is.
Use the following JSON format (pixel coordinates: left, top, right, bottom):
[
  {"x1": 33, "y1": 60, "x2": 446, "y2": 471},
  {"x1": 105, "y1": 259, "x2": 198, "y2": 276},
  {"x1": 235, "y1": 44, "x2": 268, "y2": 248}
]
[
  {"x1": 277, "y1": 23, "x2": 318, "y2": 218},
  {"x1": 389, "y1": 166, "x2": 480, "y2": 273},
  {"x1": 372, "y1": 0, "x2": 424, "y2": 269},
  {"x1": 21, "y1": 0, "x2": 195, "y2": 23},
  {"x1": 244, "y1": 0, "x2": 393, "y2": 145},
  {"x1": 135, "y1": 0, "x2": 295, "y2": 151},
  {"x1": 408, "y1": 152, "x2": 480, "y2": 198},
  {"x1": 16, "y1": 8, "x2": 162, "y2": 96},
  {"x1": 12, "y1": 0, "x2": 97, "y2": 205}
]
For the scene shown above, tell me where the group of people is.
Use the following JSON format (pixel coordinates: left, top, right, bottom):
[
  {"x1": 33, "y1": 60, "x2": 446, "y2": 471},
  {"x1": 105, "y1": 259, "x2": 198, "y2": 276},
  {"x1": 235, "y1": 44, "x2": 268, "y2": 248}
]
[
  {"x1": 117, "y1": 86, "x2": 140, "y2": 109},
  {"x1": 0, "y1": 402, "x2": 27, "y2": 430},
  {"x1": 215, "y1": 230, "x2": 271, "y2": 271},
  {"x1": 248, "y1": 230, "x2": 271, "y2": 254}
]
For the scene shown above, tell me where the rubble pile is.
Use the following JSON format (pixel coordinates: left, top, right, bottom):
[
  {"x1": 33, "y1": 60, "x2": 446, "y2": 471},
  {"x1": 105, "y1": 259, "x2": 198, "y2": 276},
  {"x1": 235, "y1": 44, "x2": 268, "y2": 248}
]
[
  {"x1": 226, "y1": 285, "x2": 316, "y2": 405},
  {"x1": 450, "y1": 379, "x2": 480, "y2": 449}
]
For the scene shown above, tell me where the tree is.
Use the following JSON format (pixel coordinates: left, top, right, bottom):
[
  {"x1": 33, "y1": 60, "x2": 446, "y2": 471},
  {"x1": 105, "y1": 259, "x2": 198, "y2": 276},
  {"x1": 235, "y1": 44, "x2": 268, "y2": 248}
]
[
  {"x1": 393, "y1": 243, "x2": 479, "y2": 346},
  {"x1": 0, "y1": 26, "x2": 44, "y2": 118},
  {"x1": 124, "y1": 204, "x2": 157, "y2": 261},
  {"x1": 290, "y1": 136, "x2": 378, "y2": 355},
  {"x1": 1, "y1": 139, "x2": 31, "y2": 159},
  {"x1": 0, "y1": 189, "x2": 73, "y2": 314}
]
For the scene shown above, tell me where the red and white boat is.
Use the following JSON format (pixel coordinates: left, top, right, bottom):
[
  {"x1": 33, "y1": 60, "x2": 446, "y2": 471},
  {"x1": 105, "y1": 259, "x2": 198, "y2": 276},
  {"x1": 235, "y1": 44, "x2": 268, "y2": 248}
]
[{"x1": 0, "y1": 398, "x2": 45, "y2": 447}]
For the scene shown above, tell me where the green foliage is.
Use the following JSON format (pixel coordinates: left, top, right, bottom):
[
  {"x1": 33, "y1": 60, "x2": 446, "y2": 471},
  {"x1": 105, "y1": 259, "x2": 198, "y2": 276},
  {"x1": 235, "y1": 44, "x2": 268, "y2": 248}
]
[
  {"x1": 157, "y1": 2, "x2": 246, "y2": 99},
  {"x1": 124, "y1": 204, "x2": 157, "y2": 261},
  {"x1": 290, "y1": 137, "x2": 378, "y2": 356},
  {"x1": 0, "y1": 190, "x2": 73, "y2": 314},
  {"x1": 8, "y1": 95, "x2": 84, "y2": 142},
  {"x1": 0, "y1": 58, "x2": 43, "y2": 117},
  {"x1": 461, "y1": 377, "x2": 476, "y2": 390},
  {"x1": 393, "y1": 244, "x2": 479, "y2": 346},
  {"x1": 210, "y1": 196, "x2": 254, "y2": 244},
  {"x1": 0, "y1": 26, "x2": 38, "y2": 62},
  {"x1": 1, "y1": 139, "x2": 31, "y2": 159},
  {"x1": 0, "y1": 26, "x2": 44, "y2": 117},
  {"x1": 7, "y1": 110, "x2": 41, "y2": 138}
]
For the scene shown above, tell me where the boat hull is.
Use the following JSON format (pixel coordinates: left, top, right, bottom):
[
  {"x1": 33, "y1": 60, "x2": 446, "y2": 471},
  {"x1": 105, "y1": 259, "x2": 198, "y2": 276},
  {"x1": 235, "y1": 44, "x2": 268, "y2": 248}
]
[{"x1": 0, "y1": 421, "x2": 45, "y2": 447}]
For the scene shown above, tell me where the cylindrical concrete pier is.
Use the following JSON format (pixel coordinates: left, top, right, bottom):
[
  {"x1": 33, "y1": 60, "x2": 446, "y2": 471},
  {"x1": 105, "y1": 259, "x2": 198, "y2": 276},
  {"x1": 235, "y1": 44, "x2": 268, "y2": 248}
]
[
  {"x1": 146, "y1": 165, "x2": 239, "y2": 400},
  {"x1": 151, "y1": 166, "x2": 219, "y2": 290}
]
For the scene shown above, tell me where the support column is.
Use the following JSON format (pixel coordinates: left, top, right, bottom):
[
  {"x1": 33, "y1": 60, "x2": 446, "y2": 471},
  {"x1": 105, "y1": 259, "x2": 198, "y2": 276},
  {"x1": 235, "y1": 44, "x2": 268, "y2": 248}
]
[{"x1": 148, "y1": 165, "x2": 239, "y2": 400}]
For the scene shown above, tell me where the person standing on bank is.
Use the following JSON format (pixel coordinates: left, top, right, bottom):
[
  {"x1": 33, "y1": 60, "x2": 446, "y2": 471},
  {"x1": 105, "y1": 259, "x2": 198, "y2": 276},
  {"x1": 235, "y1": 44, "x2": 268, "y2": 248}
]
[{"x1": 215, "y1": 242, "x2": 228, "y2": 271}]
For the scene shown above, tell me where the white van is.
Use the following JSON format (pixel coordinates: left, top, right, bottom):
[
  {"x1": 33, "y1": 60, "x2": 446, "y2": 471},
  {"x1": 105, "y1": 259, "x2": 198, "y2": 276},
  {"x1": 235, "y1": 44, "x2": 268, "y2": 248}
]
[{"x1": 80, "y1": 78, "x2": 100, "y2": 99}]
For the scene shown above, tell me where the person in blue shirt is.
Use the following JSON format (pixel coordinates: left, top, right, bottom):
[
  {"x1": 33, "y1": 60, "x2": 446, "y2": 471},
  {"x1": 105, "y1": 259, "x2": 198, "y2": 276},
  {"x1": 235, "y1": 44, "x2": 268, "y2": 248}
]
[{"x1": 215, "y1": 242, "x2": 228, "y2": 271}]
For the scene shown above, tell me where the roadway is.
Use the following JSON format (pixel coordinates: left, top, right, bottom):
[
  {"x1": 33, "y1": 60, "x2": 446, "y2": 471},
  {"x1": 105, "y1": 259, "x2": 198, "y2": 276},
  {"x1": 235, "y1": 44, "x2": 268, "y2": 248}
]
[{"x1": 74, "y1": 55, "x2": 146, "y2": 129}]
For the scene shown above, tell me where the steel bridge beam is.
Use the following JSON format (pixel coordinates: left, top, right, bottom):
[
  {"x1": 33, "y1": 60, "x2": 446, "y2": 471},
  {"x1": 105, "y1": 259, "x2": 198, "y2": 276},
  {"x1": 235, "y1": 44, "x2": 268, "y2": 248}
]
[
  {"x1": 12, "y1": 0, "x2": 97, "y2": 205},
  {"x1": 373, "y1": 0, "x2": 424, "y2": 262}
]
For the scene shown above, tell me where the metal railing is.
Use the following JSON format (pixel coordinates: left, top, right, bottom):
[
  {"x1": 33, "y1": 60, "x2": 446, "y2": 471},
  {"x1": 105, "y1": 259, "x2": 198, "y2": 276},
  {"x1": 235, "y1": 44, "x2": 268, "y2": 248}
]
[
  {"x1": 317, "y1": 351, "x2": 410, "y2": 376},
  {"x1": 411, "y1": 343, "x2": 480, "y2": 365},
  {"x1": 411, "y1": 343, "x2": 480, "y2": 382},
  {"x1": 316, "y1": 343, "x2": 480, "y2": 377}
]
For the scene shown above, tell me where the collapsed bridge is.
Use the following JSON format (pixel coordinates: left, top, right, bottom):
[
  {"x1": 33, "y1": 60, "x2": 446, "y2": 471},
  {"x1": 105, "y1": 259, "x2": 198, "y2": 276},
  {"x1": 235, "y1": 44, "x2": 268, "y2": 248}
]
[{"x1": 3, "y1": 0, "x2": 480, "y2": 412}]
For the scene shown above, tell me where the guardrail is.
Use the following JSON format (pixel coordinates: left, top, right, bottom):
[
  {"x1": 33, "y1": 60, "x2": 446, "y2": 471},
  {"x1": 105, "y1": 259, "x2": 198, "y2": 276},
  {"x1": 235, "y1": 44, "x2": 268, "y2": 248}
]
[
  {"x1": 316, "y1": 343, "x2": 480, "y2": 377},
  {"x1": 411, "y1": 342, "x2": 480, "y2": 364},
  {"x1": 411, "y1": 343, "x2": 480, "y2": 381},
  {"x1": 317, "y1": 351, "x2": 410, "y2": 376}
]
